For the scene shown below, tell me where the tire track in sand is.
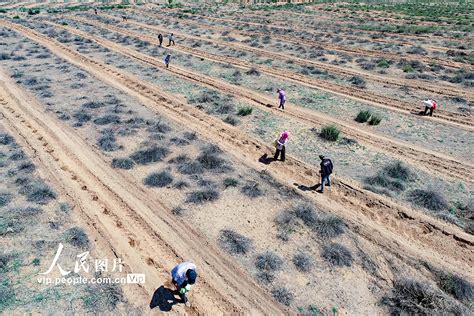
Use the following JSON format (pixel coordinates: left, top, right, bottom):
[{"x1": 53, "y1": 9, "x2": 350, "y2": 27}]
[
  {"x1": 3, "y1": 20, "x2": 472, "y2": 282},
  {"x1": 44, "y1": 19, "x2": 474, "y2": 184},
  {"x1": 72, "y1": 15, "x2": 473, "y2": 130}
]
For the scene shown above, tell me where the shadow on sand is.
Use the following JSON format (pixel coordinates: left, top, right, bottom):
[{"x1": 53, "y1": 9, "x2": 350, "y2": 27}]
[
  {"x1": 149, "y1": 286, "x2": 179, "y2": 312},
  {"x1": 259, "y1": 153, "x2": 275, "y2": 165},
  {"x1": 294, "y1": 182, "x2": 319, "y2": 192}
]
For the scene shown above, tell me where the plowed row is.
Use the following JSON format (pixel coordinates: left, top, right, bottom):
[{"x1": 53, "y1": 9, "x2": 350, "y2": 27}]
[
  {"x1": 2, "y1": 19, "x2": 471, "y2": 287},
  {"x1": 43, "y1": 19, "x2": 474, "y2": 184},
  {"x1": 129, "y1": 10, "x2": 473, "y2": 98},
  {"x1": 69, "y1": 15, "x2": 474, "y2": 130}
]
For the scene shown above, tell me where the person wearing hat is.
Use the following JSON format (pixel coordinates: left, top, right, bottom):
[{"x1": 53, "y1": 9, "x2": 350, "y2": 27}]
[
  {"x1": 273, "y1": 130, "x2": 289, "y2": 161},
  {"x1": 171, "y1": 261, "x2": 197, "y2": 305},
  {"x1": 318, "y1": 155, "x2": 333, "y2": 193}
]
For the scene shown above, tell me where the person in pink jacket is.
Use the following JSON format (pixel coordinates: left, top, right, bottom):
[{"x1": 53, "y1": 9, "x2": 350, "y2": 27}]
[{"x1": 274, "y1": 131, "x2": 289, "y2": 161}]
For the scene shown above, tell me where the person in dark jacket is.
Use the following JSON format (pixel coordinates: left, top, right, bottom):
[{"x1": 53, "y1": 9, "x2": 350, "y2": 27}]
[
  {"x1": 158, "y1": 33, "x2": 163, "y2": 47},
  {"x1": 318, "y1": 155, "x2": 333, "y2": 193},
  {"x1": 164, "y1": 54, "x2": 172, "y2": 69}
]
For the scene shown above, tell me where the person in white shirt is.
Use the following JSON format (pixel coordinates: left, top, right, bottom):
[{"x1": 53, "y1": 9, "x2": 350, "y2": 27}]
[
  {"x1": 422, "y1": 99, "x2": 437, "y2": 117},
  {"x1": 171, "y1": 262, "x2": 197, "y2": 305},
  {"x1": 168, "y1": 33, "x2": 175, "y2": 46}
]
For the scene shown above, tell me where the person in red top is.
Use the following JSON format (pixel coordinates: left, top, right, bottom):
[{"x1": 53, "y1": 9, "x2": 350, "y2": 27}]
[{"x1": 423, "y1": 99, "x2": 437, "y2": 116}]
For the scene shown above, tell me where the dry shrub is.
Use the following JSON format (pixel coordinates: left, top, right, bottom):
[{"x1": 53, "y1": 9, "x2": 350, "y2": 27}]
[{"x1": 218, "y1": 229, "x2": 252, "y2": 255}]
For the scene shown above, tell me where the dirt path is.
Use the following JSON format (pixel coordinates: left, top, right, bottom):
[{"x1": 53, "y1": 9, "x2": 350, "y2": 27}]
[
  {"x1": 3, "y1": 20, "x2": 472, "y2": 283},
  {"x1": 121, "y1": 10, "x2": 472, "y2": 100},
  {"x1": 45, "y1": 20, "x2": 474, "y2": 184},
  {"x1": 0, "y1": 69, "x2": 290, "y2": 315},
  {"x1": 148, "y1": 11, "x2": 472, "y2": 71},
  {"x1": 69, "y1": 16, "x2": 473, "y2": 130}
]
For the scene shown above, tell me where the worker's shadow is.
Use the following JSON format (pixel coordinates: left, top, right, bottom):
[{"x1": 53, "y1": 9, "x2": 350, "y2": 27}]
[
  {"x1": 295, "y1": 182, "x2": 318, "y2": 191},
  {"x1": 149, "y1": 286, "x2": 179, "y2": 312},
  {"x1": 259, "y1": 153, "x2": 274, "y2": 165},
  {"x1": 413, "y1": 110, "x2": 428, "y2": 116}
]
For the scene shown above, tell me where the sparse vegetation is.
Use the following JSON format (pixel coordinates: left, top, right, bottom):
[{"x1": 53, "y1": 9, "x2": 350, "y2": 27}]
[
  {"x1": 365, "y1": 161, "x2": 416, "y2": 195},
  {"x1": 177, "y1": 161, "x2": 204, "y2": 175},
  {"x1": 111, "y1": 158, "x2": 135, "y2": 170},
  {"x1": 64, "y1": 227, "x2": 89, "y2": 249},
  {"x1": 19, "y1": 181, "x2": 56, "y2": 204},
  {"x1": 171, "y1": 206, "x2": 185, "y2": 216},
  {"x1": 408, "y1": 189, "x2": 449, "y2": 211},
  {"x1": 293, "y1": 252, "x2": 314, "y2": 272},
  {"x1": 223, "y1": 177, "x2": 239, "y2": 188},
  {"x1": 384, "y1": 161, "x2": 416, "y2": 182},
  {"x1": 271, "y1": 287, "x2": 294, "y2": 306},
  {"x1": 186, "y1": 189, "x2": 219, "y2": 204},
  {"x1": 97, "y1": 131, "x2": 120, "y2": 152},
  {"x1": 313, "y1": 215, "x2": 345, "y2": 239},
  {"x1": 0, "y1": 134, "x2": 14, "y2": 145},
  {"x1": 224, "y1": 115, "x2": 239, "y2": 126},
  {"x1": 82, "y1": 281, "x2": 124, "y2": 312},
  {"x1": 0, "y1": 282, "x2": 15, "y2": 311},
  {"x1": 382, "y1": 278, "x2": 466, "y2": 315},
  {"x1": 237, "y1": 106, "x2": 253, "y2": 116},
  {"x1": 255, "y1": 251, "x2": 283, "y2": 272},
  {"x1": 0, "y1": 193, "x2": 13, "y2": 208},
  {"x1": 355, "y1": 110, "x2": 372, "y2": 123},
  {"x1": 435, "y1": 271, "x2": 473, "y2": 303},
  {"x1": 365, "y1": 174, "x2": 405, "y2": 192},
  {"x1": 320, "y1": 125, "x2": 340, "y2": 142},
  {"x1": 321, "y1": 243, "x2": 353, "y2": 267},
  {"x1": 144, "y1": 171, "x2": 173, "y2": 188},
  {"x1": 218, "y1": 229, "x2": 252, "y2": 255},
  {"x1": 368, "y1": 114, "x2": 382, "y2": 125},
  {"x1": 2, "y1": 5, "x2": 471, "y2": 313},
  {"x1": 241, "y1": 181, "x2": 263, "y2": 198},
  {"x1": 349, "y1": 76, "x2": 366, "y2": 88},
  {"x1": 256, "y1": 271, "x2": 275, "y2": 284},
  {"x1": 129, "y1": 146, "x2": 169, "y2": 165},
  {"x1": 197, "y1": 145, "x2": 227, "y2": 171}
]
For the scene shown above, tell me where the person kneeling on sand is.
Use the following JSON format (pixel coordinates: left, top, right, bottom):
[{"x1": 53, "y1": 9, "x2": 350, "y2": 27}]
[
  {"x1": 171, "y1": 261, "x2": 197, "y2": 306},
  {"x1": 422, "y1": 99, "x2": 437, "y2": 117}
]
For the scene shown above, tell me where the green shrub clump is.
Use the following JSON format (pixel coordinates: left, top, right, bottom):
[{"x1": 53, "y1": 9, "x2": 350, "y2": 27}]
[{"x1": 320, "y1": 125, "x2": 340, "y2": 142}]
